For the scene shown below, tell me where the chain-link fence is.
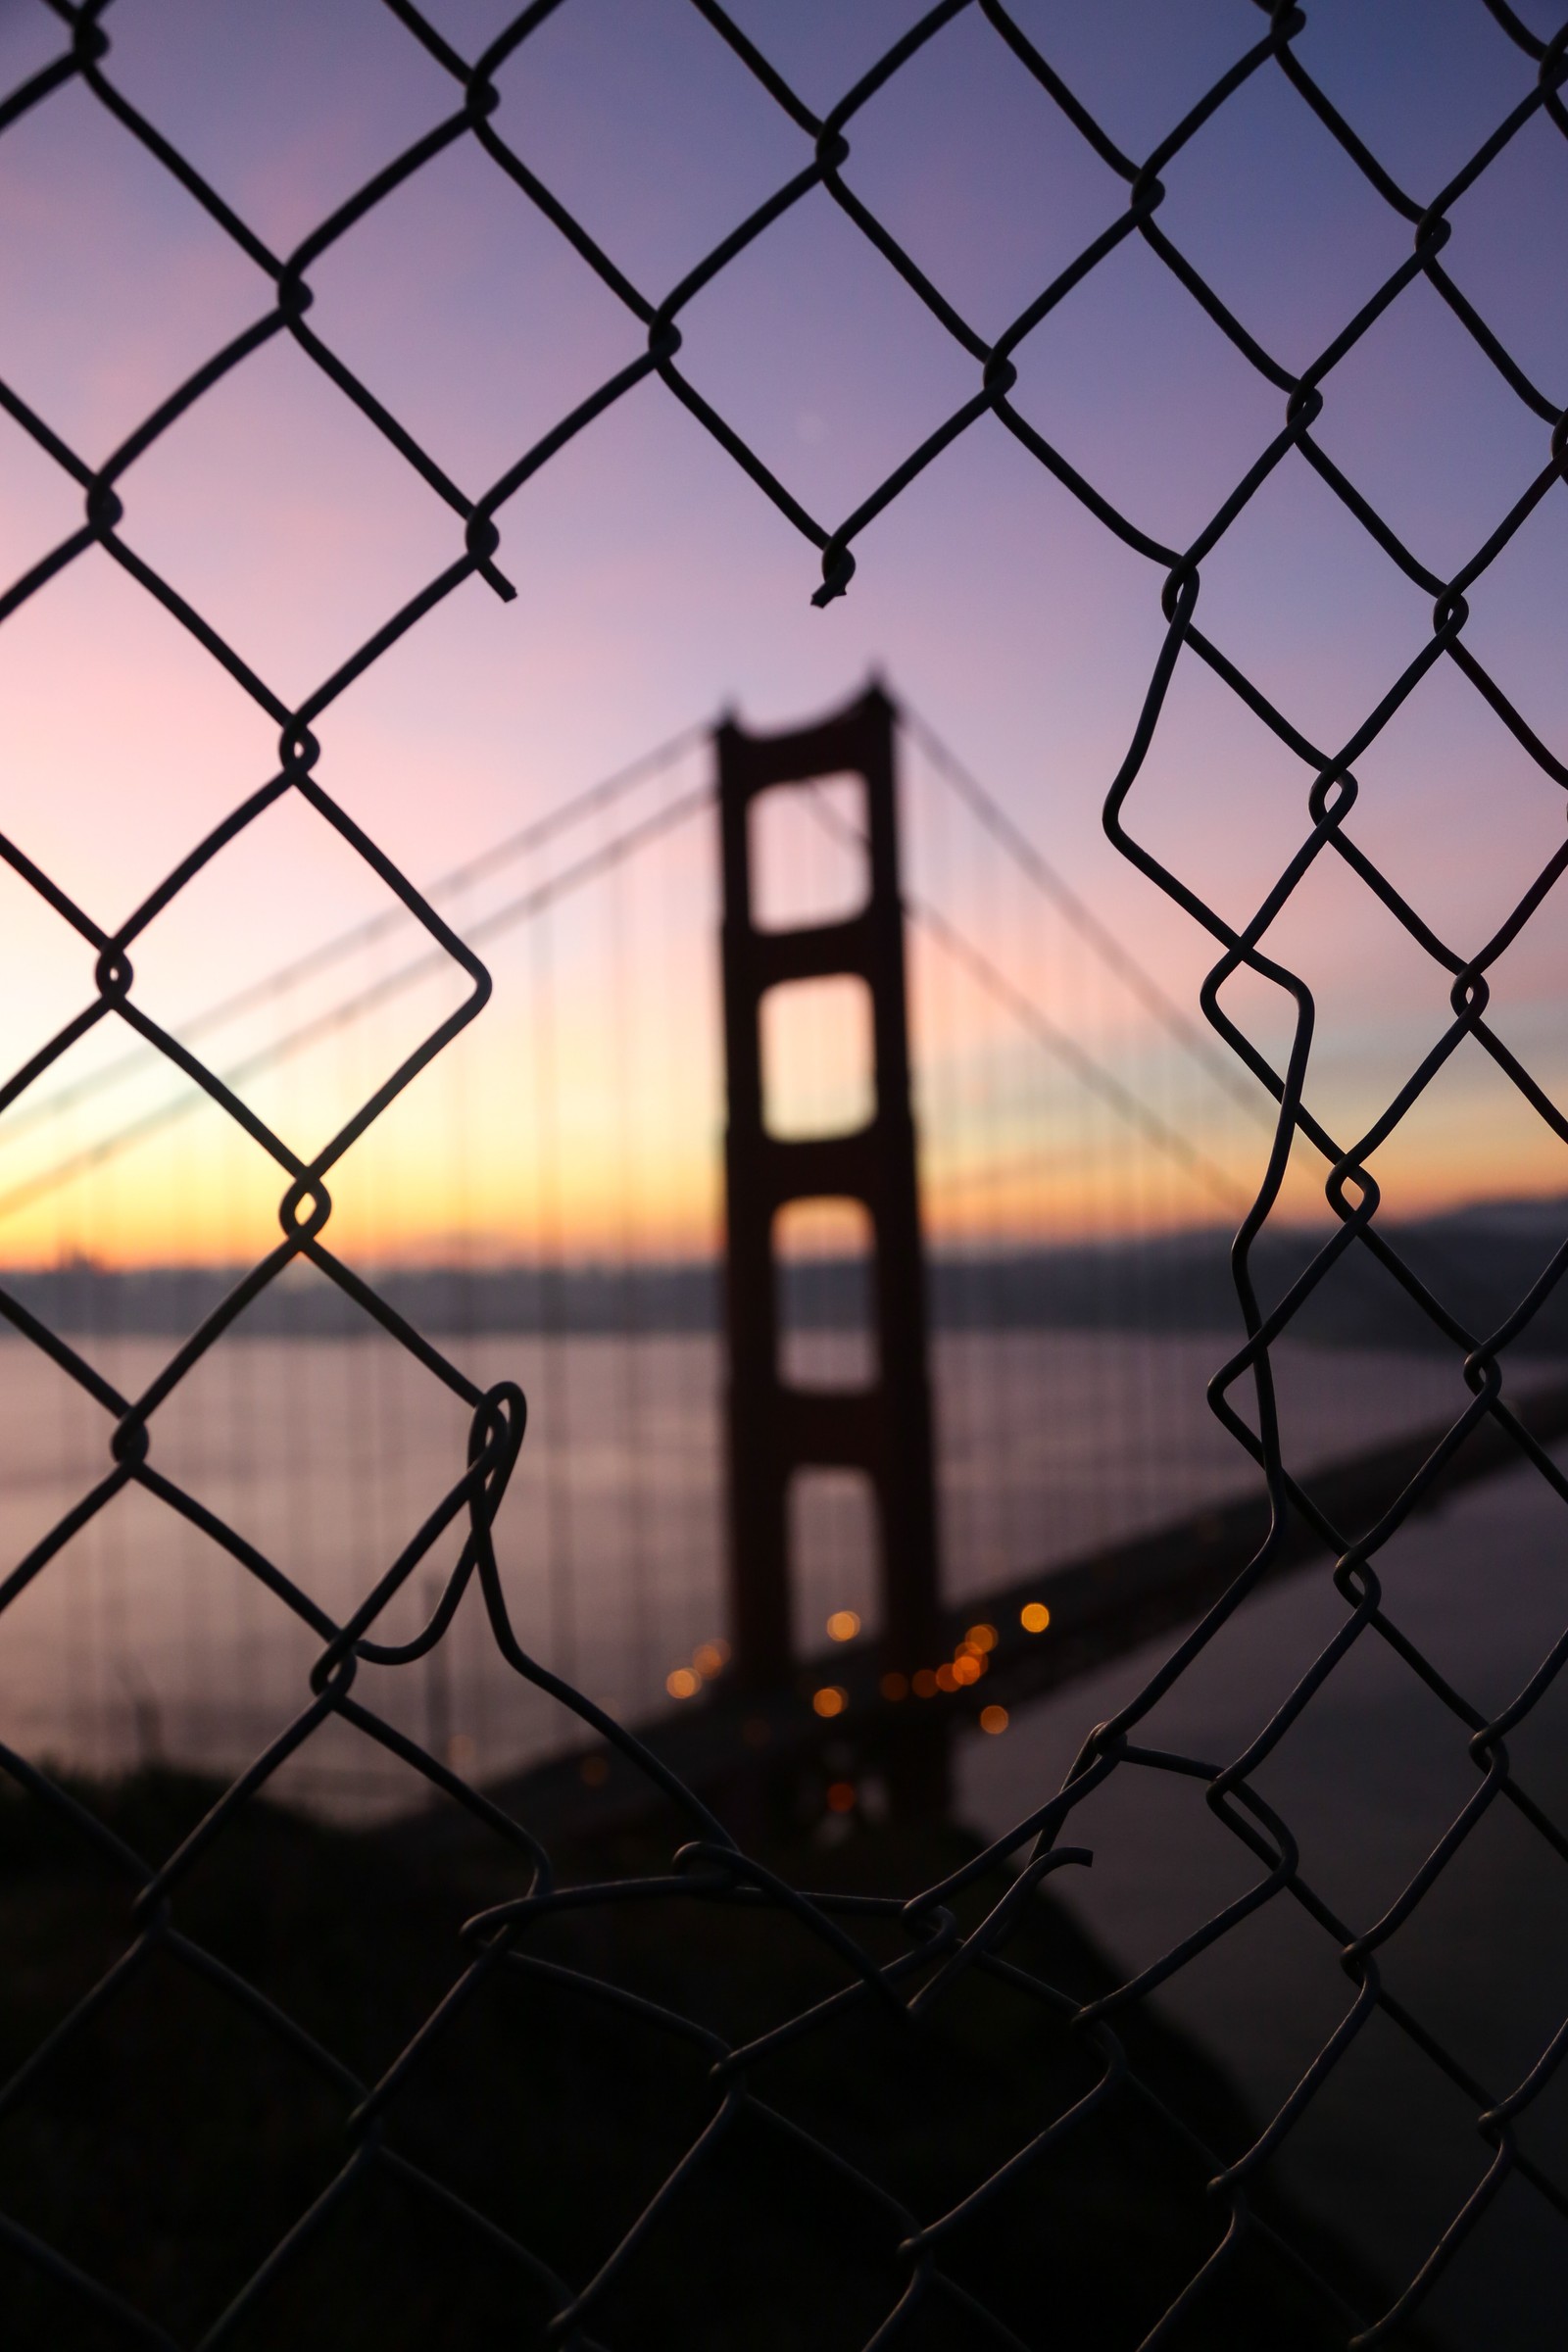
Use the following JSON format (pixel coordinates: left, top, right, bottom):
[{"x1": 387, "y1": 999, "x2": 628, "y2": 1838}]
[{"x1": 2, "y1": 1, "x2": 1568, "y2": 2343}]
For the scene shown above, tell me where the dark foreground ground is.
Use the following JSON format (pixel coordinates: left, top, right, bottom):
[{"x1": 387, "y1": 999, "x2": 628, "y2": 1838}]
[{"x1": 0, "y1": 1770, "x2": 1406, "y2": 2350}]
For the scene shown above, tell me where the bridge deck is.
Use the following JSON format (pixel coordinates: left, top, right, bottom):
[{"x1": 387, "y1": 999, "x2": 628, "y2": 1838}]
[{"x1": 444, "y1": 1378, "x2": 1568, "y2": 1848}]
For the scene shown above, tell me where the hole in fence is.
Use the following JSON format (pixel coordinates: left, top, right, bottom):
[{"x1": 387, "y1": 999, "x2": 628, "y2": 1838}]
[
  {"x1": 774, "y1": 1197, "x2": 876, "y2": 1391},
  {"x1": 760, "y1": 974, "x2": 874, "y2": 1140},
  {"x1": 788, "y1": 1467, "x2": 880, "y2": 1658},
  {"x1": 749, "y1": 773, "x2": 868, "y2": 933}
]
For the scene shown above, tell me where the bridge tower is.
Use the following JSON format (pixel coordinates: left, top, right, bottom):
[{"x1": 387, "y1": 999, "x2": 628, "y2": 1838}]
[{"x1": 717, "y1": 684, "x2": 943, "y2": 1798}]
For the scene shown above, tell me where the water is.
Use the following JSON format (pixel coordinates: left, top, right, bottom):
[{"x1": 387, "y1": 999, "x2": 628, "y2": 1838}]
[
  {"x1": 4, "y1": 1324, "x2": 1565, "y2": 2339},
  {"x1": 959, "y1": 1446, "x2": 1568, "y2": 2348},
  {"x1": 0, "y1": 1328, "x2": 1507, "y2": 1808}
]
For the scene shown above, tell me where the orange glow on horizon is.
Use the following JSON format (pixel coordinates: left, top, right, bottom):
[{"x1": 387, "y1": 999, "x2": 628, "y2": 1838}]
[{"x1": 0, "y1": 1135, "x2": 1555, "y2": 1272}]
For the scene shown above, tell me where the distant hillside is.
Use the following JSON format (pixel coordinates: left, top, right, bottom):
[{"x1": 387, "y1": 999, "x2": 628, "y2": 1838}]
[
  {"x1": 5, "y1": 1198, "x2": 1567, "y2": 1351},
  {"x1": 929, "y1": 1195, "x2": 1568, "y2": 1354}
]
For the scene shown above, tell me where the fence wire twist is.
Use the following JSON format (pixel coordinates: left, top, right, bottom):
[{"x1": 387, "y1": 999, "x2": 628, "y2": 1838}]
[{"x1": 2, "y1": 0, "x2": 1568, "y2": 2343}]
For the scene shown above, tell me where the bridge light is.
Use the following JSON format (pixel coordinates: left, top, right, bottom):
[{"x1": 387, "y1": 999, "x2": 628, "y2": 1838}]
[
  {"x1": 1020, "y1": 1601, "x2": 1051, "y2": 1634},
  {"x1": 693, "y1": 1642, "x2": 725, "y2": 1678},
  {"x1": 912, "y1": 1669, "x2": 939, "y2": 1698},
  {"x1": 880, "y1": 1671, "x2": 908, "y2": 1700},
  {"x1": 666, "y1": 1666, "x2": 700, "y2": 1699},
  {"x1": 826, "y1": 1609, "x2": 861, "y2": 1642},
  {"x1": 967, "y1": 1623, "x2": 998, "y2": 1652},
  {"x1": 980, "y1": 1705, "x2": 1009, "y2": 1735},
  {"x1": 812, "y1": 1685, "x2": 848, "y2": 1718}
]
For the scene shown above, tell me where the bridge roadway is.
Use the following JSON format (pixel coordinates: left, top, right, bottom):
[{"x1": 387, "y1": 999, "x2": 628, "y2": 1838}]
[{"x1": 465, "y1": 1377, "x2": 1568, "y2": 1846}]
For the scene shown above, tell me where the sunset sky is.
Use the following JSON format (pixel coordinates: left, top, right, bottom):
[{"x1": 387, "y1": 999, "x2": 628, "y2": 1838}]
[{"x1": 1, "y1": 0, "x2": 1566, "y2": 1266}]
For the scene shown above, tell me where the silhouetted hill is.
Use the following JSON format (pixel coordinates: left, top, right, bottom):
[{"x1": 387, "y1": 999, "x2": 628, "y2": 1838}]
[{"x1": 4, "y1": 1196, "x2": 1566, "y2": 1350}]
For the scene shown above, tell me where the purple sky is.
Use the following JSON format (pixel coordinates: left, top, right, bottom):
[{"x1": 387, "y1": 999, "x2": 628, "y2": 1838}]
[{"x1": 1, "y1": 0, "x2": 1565, "y2": 1261}]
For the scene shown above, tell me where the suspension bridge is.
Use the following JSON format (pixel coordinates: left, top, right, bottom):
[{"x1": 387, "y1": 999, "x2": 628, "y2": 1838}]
[{"x1": 0, "y1": 684, "x2": 1553, "y2": 1826}]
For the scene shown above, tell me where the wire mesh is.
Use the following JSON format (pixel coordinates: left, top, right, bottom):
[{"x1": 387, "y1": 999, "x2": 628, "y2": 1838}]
[{"x1": 2, "y1": 0, "x2": 1568, "y2": 2343}]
